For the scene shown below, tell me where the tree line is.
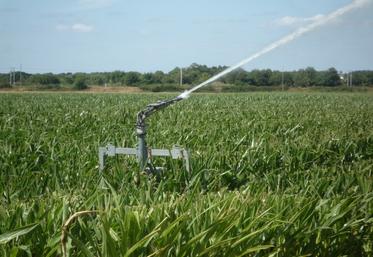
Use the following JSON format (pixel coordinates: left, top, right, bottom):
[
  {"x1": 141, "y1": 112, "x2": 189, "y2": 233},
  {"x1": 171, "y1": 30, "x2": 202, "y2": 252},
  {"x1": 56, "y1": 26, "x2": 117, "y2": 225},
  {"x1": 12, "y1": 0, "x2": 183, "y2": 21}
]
[{"x1": 1, "y1": 64, "x2": 373, "y2": 89}]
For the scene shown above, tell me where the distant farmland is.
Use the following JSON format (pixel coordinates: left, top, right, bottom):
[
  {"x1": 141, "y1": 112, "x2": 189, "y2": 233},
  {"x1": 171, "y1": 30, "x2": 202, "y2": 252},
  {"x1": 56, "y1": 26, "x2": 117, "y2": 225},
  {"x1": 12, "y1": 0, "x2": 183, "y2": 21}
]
[{"x1": 0, "y1": 92, "x2": 372, "y2": 256}]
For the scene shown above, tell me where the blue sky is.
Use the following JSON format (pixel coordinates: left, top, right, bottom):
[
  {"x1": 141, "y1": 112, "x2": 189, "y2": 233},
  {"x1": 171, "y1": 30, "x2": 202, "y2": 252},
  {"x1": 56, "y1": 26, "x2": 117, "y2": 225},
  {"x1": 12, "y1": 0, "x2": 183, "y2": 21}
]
[{"x1": 0, "y1": 0, "x2": 372, "y2": 73}]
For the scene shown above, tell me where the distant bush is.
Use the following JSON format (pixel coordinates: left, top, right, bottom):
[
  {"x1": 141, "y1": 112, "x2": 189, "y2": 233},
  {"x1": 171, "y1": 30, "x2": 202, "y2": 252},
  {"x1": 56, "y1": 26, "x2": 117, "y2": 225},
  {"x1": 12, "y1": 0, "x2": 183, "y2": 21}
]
[
  {"x1": 74, "y1": 78, "x2": 88, "y2": 90},
  {"x1": 34, "y1": 84, "x2": 61, "y2": 90},
  {"x1": 221, "y1": 84, "x2": 286, "y2": 92},
  {"x1": 309, "y1": 86, "x2": 368, "y2": 92},
  {"x1": 139, "y1": 84, "x2": 182, "y2": 92},
  {"x1": 0, "y1": 77, "x2": 11, "y2": 88},
  {"x1": 29, "y1": 74, "x2": 60, "y2": 85}
]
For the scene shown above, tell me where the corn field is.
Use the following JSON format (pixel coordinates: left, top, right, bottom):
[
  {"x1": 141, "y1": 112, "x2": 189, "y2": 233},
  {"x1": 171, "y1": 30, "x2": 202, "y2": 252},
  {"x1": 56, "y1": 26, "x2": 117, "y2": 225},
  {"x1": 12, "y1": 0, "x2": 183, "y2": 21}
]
[{"x1": 0, "y1": 92, "x2": 372, "y2": 256}]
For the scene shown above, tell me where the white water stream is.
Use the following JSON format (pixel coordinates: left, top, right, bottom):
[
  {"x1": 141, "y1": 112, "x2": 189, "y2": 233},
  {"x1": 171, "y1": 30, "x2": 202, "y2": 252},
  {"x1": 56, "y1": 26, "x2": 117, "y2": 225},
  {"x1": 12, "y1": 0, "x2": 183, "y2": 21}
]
[{"x1": 178, "y1": 0, "x2": 371, "y2": 99}]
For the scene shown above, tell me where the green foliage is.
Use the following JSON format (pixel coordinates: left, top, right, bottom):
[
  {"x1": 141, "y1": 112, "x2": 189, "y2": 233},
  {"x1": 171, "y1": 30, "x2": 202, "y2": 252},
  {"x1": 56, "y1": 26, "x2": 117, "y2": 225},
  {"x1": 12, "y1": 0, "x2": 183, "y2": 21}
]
[
  {"x1": 3, "y1": 66, "x2": 373, "y2": 91},
  {"x1": 139, "y1": 84, "x2": 183, "y2": 92},
  {"x1": 294, "y1": 67, "x2": 317, "y2": 87},
  {"x1": 0, "y1": 93, "x2": 372, "y2": 256},
  {"x1": 0, "y1": 224, "x2": 39, "y2": 244},
  {"x1": 123, "y1": 72, "x2": 141, "y2": 86},
  {"x1": 317, "y1": 68, "x2": 341, "y2": 87},
  {"x1": 349, "y1": 71, "x2": 373, "y2": 86},
  {"x1": 60, "y1": 73, "x2": 74, "y2": 85},
  {"x1": 0, "y1": 75, "x2": 10, "y2": 88},
  {"x1": 74, "y1": 80, "x2": 87, "y2": 90},
  {"x1": 250, "y1": 69, "x2": 273, "y2": 86},
  {"x1": 74, "y1": 75, "x2": 88, "y2": 90},
  {"x1": 222, "y1": 68, "x2": 249, "y2": 85},
  {"x1": 29, "y1": 73, "x2": 60, "y2": 85}
]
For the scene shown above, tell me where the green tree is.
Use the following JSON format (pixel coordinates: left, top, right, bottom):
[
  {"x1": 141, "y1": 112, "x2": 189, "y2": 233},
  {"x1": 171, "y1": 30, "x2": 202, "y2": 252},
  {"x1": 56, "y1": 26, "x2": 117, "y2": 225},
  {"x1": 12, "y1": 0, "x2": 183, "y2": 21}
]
[
  {"x1": 223, "y1": 69, "x2": 248, "y2": 85},
  {"x1": 153, "y1": 71, "x2": 165, "y2": 84},
  {"x1": 251, "y1": 69, "x2": 272, "y2": 86},
  {"x1": 294, "y1": 69, "x2": 311, "y2": 87},
  {"x1": 29, "y1": 74, "x2": 60, "y2": 85},
  {"x1": 350, "y1": 71, "x2": 373, "y2": 86},
  {"x1": 123, "y1": 72, "x2": 140, "y2": 86},
  {"x1": 283, "y1": 72, "x2": 294, "y2": 87},
  {"x1": 269, "y1": 71, "x2": 282, "y2": 86},
  {"x1": 73, "y1": 74, "x2": 88, "y2": 89},
  {"x1": 74, "y1": 77, "x2": 88, "y2": 90},
  {"x1": 60, "y1": 73, "x2": 74, "y2": 85},
  {"x1": 165, "y1": 68, "x2": 180, "y2": 84},
  {"x1": 317, "y1": 68, "x2": 340, "y2": 87},
  {"x1": 0, "y1": 74, "x2": 10, "y2": 88},
  {"x1": 305, "y1": 67, "x2": 317, "y2": 86}
]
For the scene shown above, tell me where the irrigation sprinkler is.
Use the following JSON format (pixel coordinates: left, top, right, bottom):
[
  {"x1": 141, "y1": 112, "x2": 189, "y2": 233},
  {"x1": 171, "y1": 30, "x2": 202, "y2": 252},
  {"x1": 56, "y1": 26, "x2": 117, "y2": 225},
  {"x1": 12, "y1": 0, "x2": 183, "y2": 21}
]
[
  {"x1": 98, "y1": 0, "x2": 368, "y2": 176},
  {"x1": 98, "y1": 95, "x2": 190, "y2": 174}
]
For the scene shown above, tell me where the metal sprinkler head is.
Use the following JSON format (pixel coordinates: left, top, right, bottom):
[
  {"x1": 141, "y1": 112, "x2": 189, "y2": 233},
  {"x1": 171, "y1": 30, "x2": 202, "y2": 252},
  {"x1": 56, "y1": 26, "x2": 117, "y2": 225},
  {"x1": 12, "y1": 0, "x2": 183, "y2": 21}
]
[{"x1": 98, "y1": 95, "x2": 190, "y2": 176}]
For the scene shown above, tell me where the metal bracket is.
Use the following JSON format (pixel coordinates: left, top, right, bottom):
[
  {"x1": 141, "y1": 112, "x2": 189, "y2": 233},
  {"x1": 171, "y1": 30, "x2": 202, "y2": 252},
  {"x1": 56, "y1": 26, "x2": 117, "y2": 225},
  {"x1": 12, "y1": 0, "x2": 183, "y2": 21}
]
[{"x1": 98, "y1": 144, "x2": 190, "y2": 173}]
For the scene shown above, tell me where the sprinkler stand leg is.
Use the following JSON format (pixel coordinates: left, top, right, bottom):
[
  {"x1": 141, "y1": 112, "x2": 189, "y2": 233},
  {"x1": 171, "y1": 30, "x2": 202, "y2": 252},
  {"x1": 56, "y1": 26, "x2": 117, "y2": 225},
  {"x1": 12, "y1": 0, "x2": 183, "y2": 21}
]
[{"x1": 137, "y1": 131, "x2": 148, "y2": 172}]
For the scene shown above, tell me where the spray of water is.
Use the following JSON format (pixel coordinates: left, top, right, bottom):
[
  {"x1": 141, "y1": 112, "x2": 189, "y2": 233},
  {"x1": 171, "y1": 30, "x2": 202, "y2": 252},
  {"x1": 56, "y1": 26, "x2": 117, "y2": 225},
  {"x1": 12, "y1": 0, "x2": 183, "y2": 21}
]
[{"x1": 178, "y1": 0, "x2": 370, "y2": 99}]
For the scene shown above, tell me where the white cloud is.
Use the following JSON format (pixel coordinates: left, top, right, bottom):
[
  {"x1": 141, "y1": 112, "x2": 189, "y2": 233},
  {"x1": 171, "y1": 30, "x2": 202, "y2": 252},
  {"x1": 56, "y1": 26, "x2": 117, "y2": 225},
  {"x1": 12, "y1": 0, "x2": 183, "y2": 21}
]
[
  {"x1": 56, "y1": 23, "x2": 94, "y2": 33},
  {"x1": 274, "y1": 14, "x2": 324, "y2": 27},
  {"x1": 72, "y1": 23, "x2": 94, "y2": 32}
]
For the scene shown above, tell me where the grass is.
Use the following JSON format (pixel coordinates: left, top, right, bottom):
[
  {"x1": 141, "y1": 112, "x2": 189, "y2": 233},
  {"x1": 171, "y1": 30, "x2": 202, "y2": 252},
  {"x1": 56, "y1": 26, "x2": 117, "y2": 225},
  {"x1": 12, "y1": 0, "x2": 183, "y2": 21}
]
[{"x1": 0, "y1": 92, "x2": 372, "y2": 256}]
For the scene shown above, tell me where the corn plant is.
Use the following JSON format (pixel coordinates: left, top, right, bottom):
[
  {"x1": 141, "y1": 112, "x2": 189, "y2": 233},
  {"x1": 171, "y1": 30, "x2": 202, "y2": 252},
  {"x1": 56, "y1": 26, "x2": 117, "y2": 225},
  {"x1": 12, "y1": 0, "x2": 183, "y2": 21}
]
[{"x1": 0, "y1": 92, "x2": 372, "y2": 256}]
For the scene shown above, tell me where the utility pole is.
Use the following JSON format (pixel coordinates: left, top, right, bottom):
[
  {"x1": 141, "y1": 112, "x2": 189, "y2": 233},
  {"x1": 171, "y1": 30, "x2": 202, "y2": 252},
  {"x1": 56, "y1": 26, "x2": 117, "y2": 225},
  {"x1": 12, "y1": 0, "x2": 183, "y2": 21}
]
[
  {"x1": 9, "y1": 68, "x2": 15, "y2": 85},
  {"x1": 180, "y1": 67, "x2": 183, "y2": 86},
  {"x1": 346, "y1": 72, "x2": 349, "y2": 87},
  {"x1": 20, "y1": 64, "x2": 22, "y2": 85},
  {"x1": 13, "y1": 68, "x2": 16, "y2": 85},
  {"x1": 350, "y1": 72, "x2": 353, "y2": 87},
  {"x1": 281, "y1": 71, "x2": 284, "y2": 91}
]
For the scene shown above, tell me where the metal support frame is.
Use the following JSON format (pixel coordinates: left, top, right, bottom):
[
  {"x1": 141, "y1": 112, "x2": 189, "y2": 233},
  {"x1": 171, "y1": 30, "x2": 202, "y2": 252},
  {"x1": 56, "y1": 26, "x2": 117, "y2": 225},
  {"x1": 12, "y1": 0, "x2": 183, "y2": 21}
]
[
  {"x1": 98, "y1": 95, "x2": 190, "y2": 175},
  {"x1": 98, "y1": 144, "x2": 190, "y2": 173}
]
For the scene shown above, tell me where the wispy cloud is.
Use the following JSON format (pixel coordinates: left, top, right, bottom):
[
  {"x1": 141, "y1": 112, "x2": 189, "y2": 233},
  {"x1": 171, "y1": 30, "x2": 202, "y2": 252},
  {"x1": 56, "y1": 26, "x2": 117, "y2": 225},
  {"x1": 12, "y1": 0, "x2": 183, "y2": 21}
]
[
  {"x1": 193, "y1": 17, "x2": 249, "y2": 24},
  {"x1": 56, "y1": 23, "x2": 94, "y2": 32},
  {"x1": 72, "y1": 23, "x2": 94, "y2": 32},
  {"x1": 274, "y1": 14, "x2": 324, "y2": 27},
  {"x1": 79, "y1": 0, "x2": 113, "y2": 9}
]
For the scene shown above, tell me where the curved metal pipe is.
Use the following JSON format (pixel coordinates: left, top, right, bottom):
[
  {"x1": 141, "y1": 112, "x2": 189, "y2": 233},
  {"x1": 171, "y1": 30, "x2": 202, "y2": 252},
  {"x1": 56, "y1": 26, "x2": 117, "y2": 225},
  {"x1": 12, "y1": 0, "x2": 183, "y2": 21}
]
[{"x1": 136, "y1": 96, "x2": 183, "y2": 171}]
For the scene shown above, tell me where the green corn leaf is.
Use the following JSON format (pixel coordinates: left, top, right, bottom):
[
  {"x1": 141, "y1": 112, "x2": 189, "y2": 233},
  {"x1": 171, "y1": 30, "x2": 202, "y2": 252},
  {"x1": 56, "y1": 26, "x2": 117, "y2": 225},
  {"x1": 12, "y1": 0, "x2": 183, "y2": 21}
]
[
  {"x1": 0, "y1": 223, "x2": 39, "y2": 244},
  {"x1": 237, "y1": 244, "x2": 274, "y2": 257},
  {"x1": 123, "y1": 228, "x2": 160, "y2": 257}
]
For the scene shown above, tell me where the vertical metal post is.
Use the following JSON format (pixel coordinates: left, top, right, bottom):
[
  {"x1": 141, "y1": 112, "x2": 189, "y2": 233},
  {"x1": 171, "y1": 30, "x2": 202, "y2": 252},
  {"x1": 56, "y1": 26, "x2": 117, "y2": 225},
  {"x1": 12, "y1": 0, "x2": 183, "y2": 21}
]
[
  {"x1": 281, "y1": 71, "x2": 284, "y2": 91},
  {"x1": 20, "y1": 64, "x2": 22, "y2": 85},
  {"x1": 350, "y1": 72, "x2": 353, "y2": 87},
  {"x1": 98, "y1": 148, "x2": 105, "y2": 172},
  {"x1": 180, "y1": 67, "x2": 183, "y2": 86},
  {"x1": 346, "y1": 72, "x2": 349, "y2": 87},
  {"x1": 137, "y1": 133, "x2": 148, "y2": 171},
  {"x1": 135, "y1": 97, "x2": 182, "y2": 173}
]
